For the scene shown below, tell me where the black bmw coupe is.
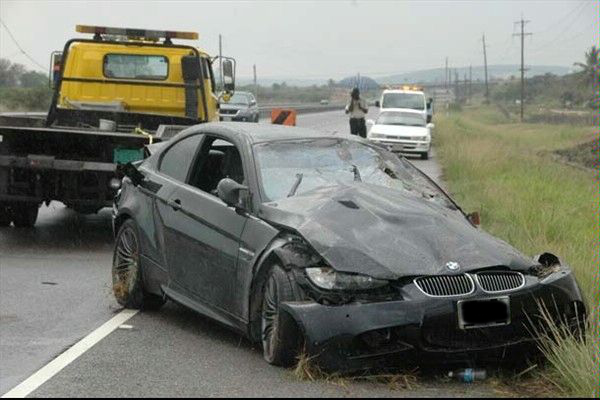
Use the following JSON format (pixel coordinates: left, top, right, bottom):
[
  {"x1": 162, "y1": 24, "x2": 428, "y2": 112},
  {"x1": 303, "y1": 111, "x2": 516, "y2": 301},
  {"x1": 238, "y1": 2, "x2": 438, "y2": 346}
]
[{"x1": 112, "y1": 122, "x2": 585, "y2": 371}]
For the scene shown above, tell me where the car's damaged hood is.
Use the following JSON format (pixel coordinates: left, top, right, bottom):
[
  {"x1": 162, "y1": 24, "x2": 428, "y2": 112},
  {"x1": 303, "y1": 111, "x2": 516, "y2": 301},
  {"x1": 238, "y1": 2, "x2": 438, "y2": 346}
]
[{"x1": 259, "y1": 184, "x2": 533, "y2": 280}]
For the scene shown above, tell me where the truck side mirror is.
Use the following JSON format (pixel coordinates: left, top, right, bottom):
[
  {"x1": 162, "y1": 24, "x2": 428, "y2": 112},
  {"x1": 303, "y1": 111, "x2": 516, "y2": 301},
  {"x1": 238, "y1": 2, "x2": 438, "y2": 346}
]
[
  {"x1": 49, "y1": 51, "x2": 62, "y2": 89},
  {"x1": 374, "y1": 100, "x2": 380, "y2": 108},
  {"x1": 222, "y1": 59, "x2": 235, "y2": 92}
]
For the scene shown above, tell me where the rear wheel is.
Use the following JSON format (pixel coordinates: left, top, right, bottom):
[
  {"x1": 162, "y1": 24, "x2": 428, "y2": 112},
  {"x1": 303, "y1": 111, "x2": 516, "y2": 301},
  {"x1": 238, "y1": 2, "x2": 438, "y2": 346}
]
[
  {"x1": 261, "y1": 265, "x2": 301, "y2": 367},
  {"x1": 112, "y1": 219, "x2": 165, "y2": 310},
  {"x1": 11, "y1": 203, "x2": 39, "y2": 227},
  {"x1": 0, "y1": 203, "x2": 11, "y2": 227}
]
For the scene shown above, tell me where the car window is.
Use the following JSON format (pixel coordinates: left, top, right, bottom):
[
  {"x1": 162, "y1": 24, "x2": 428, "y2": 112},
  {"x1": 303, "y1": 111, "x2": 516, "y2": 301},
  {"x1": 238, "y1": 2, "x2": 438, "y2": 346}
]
[
  {"x1": 159, "y1": 134, "x2": 203, "y2": 182},
  {"x1": 104, "y1": 54, "x2": 168, "y2": 80},
  {"x1": 188, "y1": 136, "x2": 245, "y2": 195}
]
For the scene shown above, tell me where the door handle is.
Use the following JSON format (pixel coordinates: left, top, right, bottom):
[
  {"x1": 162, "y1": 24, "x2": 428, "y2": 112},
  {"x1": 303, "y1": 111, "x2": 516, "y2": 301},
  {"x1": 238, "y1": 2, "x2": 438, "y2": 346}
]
[{"x1": 169, "y1": 199, "x2": 182, "y2": 211}]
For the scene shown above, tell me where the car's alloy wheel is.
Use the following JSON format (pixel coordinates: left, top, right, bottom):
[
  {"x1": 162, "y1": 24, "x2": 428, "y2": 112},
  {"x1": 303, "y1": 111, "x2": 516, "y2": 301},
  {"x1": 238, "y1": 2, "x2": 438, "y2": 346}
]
[
  {"x1": 261, "y1": 265, "x2": 300, "y2": 366},
  {"x1": 112, "y1": 220, "x2": 165, "y2": 310}
]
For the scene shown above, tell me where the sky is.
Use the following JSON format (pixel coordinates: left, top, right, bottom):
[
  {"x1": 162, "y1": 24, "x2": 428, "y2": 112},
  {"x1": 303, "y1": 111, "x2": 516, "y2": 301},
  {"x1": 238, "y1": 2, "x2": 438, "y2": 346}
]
[{"x1": 0, "y1": 0, "x2": 598, "y2": 81}]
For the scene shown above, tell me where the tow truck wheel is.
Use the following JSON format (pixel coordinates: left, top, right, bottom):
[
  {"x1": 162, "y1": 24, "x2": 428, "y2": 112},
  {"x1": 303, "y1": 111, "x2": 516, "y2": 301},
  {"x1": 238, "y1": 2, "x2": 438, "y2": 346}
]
[
  {"x1": 261, "y1": 265, "x2": 301, "y2": 367},
  {"x1": 112, "y1": 219, "x2": 165, "y2": 310},
  {"x1": 0, "y1": 203, "x2": 11, "y2": 227},
  {"x1": 11, "y1": 203, "x2": 39, "y2": 228}
]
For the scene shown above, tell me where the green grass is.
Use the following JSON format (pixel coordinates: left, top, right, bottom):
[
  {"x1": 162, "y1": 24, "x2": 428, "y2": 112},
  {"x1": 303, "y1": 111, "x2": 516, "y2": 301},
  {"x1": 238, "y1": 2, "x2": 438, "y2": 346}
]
[{"x1": 435, "y1": 106, "x2": 598, "y2": 397}]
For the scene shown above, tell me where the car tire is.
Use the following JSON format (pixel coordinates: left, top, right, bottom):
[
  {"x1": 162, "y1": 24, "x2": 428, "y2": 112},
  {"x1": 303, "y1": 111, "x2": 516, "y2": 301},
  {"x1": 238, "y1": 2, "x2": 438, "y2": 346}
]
[
  {"x1": 11, "y1": 203, "x2": 39, "y2": 227},
  {"x1": 254, "y1": 114, "x2": 260, "y2": 123},
  {"x1": 0, "y1": 203, "x2": 11, "y2": 227},
  {"x1": 112, "y1": 219, "x2": 165, "y2": 310},
  {"x1": 420, "y1": 151, "x2": 429, "y2": 160},
  {"x1": 261, "y1": 265, "x2": 301, "y2": 367}
]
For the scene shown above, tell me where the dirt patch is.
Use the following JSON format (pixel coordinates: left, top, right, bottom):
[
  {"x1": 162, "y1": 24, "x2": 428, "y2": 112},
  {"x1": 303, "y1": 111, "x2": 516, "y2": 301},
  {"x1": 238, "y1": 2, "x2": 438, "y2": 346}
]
[{"x1": 554, "y1": 139, "x2": 599, "y2": 170}]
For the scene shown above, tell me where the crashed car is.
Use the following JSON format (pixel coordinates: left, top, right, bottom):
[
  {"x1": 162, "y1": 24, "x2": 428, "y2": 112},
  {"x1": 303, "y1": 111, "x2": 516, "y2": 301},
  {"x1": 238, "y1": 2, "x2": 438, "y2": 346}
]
[{"x1": 112, "y1": 122, "x2": 585, "y2": 371}]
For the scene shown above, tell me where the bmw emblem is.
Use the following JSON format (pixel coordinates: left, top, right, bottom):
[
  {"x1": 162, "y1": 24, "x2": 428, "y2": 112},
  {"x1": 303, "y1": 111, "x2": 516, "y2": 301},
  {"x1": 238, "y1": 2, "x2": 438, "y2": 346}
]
[{"x1": 446, "y1": 261, "x2": 460, "y2": 271}]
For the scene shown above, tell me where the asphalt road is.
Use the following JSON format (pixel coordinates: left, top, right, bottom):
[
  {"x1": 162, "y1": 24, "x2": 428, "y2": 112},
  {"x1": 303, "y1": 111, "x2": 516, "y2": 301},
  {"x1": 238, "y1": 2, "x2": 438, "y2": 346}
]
[{"x1": 0, "y1": 110, "x2": 495, "y2": 397}]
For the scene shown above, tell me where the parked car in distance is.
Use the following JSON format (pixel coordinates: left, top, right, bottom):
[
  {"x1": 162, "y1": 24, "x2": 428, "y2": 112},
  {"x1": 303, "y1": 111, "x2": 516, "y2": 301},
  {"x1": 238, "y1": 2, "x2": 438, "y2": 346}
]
[
  {"x1": 320, "y1": 99, "x2": 329, "y2": 105},
  {"x1": 113, "y1": 122, "x2": 585, "y2": 372},
  {"x1": 219, "y1": 91, "x2": 259, "y2": 122},
  {"x1": 367, "y1": 110, "x2": 433, "y2": 159}
]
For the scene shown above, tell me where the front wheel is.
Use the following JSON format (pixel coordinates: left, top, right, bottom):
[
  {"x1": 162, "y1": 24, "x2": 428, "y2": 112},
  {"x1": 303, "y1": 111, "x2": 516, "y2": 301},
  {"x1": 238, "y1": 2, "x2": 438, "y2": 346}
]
[
  {"x1": 11, "y1": 203, "x2": 39, "y2": 227},
  {"x1": 261, "y1": 265, "x2": 301, "y2": 367},
  {"x1": 112, "y1": 219, "x2": 165, "y2": 310},
  {"x1": 420, "y1": 151, "x2": 430, "y2": 160}
]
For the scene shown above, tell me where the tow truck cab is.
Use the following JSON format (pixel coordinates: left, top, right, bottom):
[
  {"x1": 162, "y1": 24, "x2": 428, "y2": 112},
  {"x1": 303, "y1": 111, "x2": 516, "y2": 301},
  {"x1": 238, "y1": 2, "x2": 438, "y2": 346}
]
[{"x1": 0, "y1": 25, "x2": 235, "y2": 227}]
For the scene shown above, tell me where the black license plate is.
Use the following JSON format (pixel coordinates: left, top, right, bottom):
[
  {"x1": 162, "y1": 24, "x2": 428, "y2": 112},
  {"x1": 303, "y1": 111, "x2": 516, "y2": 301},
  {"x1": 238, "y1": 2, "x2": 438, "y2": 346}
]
[{"x1": 457, "y1": 297, "x2": 510, "y2": 329}]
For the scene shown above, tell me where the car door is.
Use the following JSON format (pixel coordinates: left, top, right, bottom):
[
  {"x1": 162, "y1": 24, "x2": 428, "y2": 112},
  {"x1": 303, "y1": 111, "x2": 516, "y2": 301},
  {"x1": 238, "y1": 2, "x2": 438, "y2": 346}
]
[{"x1": 162, "y1": 135, "x2": 249, "y2": 319}]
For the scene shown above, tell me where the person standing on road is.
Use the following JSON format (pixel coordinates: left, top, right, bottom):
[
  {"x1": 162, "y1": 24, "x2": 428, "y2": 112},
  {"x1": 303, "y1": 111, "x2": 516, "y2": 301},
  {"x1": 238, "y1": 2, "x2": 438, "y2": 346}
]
[{"x1": 345, "y1": 87, "x2": 368, "y2": 138}]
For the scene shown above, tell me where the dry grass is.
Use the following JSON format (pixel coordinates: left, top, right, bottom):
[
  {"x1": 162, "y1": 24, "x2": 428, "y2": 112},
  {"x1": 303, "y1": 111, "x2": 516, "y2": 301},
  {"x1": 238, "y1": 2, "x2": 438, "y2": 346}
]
[{"x1": 292, "y1": 351, "x2": 419, "y2": 391}]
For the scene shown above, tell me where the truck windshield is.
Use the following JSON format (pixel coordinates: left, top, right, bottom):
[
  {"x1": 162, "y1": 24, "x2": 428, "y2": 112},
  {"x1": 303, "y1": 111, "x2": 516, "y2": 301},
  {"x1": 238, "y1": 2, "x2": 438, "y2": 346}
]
[
  {"x1": 376, "y1": 111, "x2": 426, "y2": 127},
  {"x1": 254, "y1": 138, "x2": 454, "y2": 208},
  {"x1": 382, "y1": 93, "x2": 425, "y2": 111}
]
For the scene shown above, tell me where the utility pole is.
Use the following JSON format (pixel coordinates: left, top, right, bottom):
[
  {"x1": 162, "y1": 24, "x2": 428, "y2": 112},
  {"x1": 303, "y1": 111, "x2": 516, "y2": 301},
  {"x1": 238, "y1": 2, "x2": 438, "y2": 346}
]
[
  {"x1": 469, "y1": 65, "x2": 472, "y2": 100},
  {"x1": 218, "y1": 34, "x2": 223, "y2": 91},
  {"x1": 464, "y1": 72, "x2": 468, "y2": 103},
  {"x1": 253, "y1": 64, "x2": 258, "y2": 100},
  {"x1": 445, "y1": 57, "x2": 448, "y2": 89},
  {"x1": 482, "y1": 34, "x2": 489, "y2": 103},
  {"x1": 454, "y1": 70, "x2": 460, "y2": 102},
  {"x1": 514, "y1": 18, "x2": 532, "y2": 122}
]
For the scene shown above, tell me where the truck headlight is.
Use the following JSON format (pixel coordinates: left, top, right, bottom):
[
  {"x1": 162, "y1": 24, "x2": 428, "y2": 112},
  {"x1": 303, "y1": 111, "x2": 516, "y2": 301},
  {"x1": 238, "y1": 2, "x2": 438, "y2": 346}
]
[{"x1": 305, "y1": 267, "x2": 388, "y2": 291}]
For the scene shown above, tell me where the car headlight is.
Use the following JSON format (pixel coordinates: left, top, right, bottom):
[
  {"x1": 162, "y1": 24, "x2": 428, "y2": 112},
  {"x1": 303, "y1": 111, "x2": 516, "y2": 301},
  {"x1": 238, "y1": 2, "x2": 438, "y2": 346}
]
[
  {"x1": 305, "y1": 267, "x2": 388, "y2": 291},
  {"x1": 369, "y1": 133, "x2": 386, "y2": 139}
]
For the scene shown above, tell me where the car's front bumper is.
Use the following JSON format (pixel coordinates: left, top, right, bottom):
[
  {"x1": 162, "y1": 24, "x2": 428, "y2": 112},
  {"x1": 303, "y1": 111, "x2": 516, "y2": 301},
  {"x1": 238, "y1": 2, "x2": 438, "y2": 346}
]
[
  {"x1": 219, "y1": 113, "x2": 253, "y2": 122},
  {"x1": 368, "y1": 138, "x2": 430, "y2": 154},
  {"x1": 280, "y1": 271, "x2": 584, "y2": 372}
]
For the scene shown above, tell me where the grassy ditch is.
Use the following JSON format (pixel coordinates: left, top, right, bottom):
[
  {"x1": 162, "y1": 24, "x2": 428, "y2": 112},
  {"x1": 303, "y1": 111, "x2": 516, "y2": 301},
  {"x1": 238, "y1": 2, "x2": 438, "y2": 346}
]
[{"x1": 435, "y1": 106, "x2": 598, "y2": 397}]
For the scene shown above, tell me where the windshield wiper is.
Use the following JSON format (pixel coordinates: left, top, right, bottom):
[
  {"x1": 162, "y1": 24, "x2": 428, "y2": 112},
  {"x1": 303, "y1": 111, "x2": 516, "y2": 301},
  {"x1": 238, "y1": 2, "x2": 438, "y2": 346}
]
[
  {"x1": 350, "y1": 164, "x2": 362, "y2": 182},
  {"x1": 287, "y1": 173, "x2": 304, "y2": 197}
]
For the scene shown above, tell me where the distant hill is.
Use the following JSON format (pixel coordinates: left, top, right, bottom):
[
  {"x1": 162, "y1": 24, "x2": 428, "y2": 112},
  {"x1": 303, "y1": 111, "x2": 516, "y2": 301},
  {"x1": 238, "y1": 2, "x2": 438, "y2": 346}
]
[
  {"x1": 376, "y1": 65, "x2": 573, "y2": 84},
  {"x1": 337, "y1": 75, "x2": 380, "y2": 90}
]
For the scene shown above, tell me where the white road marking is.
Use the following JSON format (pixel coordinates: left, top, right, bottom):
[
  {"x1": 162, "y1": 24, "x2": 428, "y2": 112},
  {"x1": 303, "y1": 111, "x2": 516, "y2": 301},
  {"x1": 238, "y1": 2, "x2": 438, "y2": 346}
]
[{"x1": 2, "y1": 309, "x2": 139, "y2": 398}]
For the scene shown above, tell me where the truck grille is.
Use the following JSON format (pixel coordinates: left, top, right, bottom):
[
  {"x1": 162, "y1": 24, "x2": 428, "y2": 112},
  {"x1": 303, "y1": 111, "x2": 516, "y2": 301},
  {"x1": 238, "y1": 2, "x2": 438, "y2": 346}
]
[
  {"x1": 476, "y1": 271, "x2": 525, "y2": 293},
  {"x1": 414, "y1": 275, "x2": 474, "y2": 297}
]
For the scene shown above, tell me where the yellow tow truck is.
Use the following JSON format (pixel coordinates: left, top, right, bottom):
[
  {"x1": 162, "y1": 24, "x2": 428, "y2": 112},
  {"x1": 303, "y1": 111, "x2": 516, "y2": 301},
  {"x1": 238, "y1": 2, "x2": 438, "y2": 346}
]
[{"x1": 0, "y1": 25, "x2": 235, "y2": 226}]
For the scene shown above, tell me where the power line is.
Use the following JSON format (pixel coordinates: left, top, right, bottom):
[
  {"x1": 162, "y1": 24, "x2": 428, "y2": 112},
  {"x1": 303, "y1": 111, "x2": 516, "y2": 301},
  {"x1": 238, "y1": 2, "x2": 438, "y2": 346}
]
[
  {"x1": 533, "y1": 1, "x2": 588, "y2": 35},
  {"x1": 529, "y1": 1, "x2": 592, "y2": 53},
  {"x1": 0, "y1": 18, "x2": 46, "y2": 71}
]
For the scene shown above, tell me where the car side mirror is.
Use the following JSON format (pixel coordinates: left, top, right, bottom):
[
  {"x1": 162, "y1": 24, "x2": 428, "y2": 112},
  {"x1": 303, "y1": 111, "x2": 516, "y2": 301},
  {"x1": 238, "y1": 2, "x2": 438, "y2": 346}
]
[
  {"x1": 217, "y1": 178, "x2": 248, "y2": 210},
  {"x1": 467, "y1": 211, "x2": 480, "y2": 226},
  {"x1": 374, "y1": 101, "x2": 380, "y2": 108}
]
